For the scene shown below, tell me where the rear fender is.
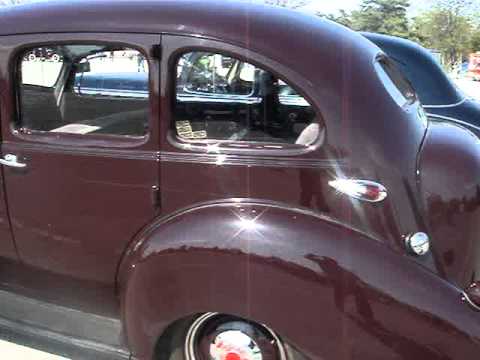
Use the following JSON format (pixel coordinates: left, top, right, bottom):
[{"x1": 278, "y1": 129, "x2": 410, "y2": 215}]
[{"x1": 118, "y1": 199, "x2": 480, "y2": 360}]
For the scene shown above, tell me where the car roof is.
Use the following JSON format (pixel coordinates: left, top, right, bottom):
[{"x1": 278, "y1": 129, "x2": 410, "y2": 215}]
[
  {"x1": 362, "y1": 32, "x2": 464, "y2": 106},
  {"x1": 0, "y1": 1, "x2": 381, "y2": 59},
  {"x1": 2, "y1": 0, "x2": 397, "y2": 141},
  {"x1": 0, "y1": 0, "x2": 348, "y2": 39}
]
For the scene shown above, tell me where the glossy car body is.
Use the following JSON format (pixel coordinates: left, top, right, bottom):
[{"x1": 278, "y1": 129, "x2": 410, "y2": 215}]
[
  {"x1": 0, "y1": 2, "x2": 479, "y2": 360},
  {"x1": 363, "y1": 32, "x2": 480, "y2": 137}
]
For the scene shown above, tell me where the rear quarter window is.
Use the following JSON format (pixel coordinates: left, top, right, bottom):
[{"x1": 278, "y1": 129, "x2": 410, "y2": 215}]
[{"x1": 375, "y1": 57, "x2": 417, "y2": 108}]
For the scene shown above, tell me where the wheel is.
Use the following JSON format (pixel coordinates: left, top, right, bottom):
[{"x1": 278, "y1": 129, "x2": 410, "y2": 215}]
[
  {"x1": 187, "y1": 313, "x2": 286, "y2": 360},
  {"x1": 51, "y1": 54, "x2": 61, "y2": 62},
  {"x1": 27, "y1": 53, "x2": 36, "y2": 62},
  {"x1": 156, "y1": 313, "x2": 287, "y2": 360}
]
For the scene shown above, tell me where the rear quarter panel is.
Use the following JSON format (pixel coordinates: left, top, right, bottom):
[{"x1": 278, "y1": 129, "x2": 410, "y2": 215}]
[{"x1": 119, "y1": 200, "x2": 480, "y2": 360}]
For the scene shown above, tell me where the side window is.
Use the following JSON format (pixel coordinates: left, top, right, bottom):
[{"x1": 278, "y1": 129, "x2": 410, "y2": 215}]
[
  {"x1": 174, "y1": 51, "x2": 319, "y2": 147},
  {"x1": 18, "y1": 45, "x2": 149, "y2": 137}
]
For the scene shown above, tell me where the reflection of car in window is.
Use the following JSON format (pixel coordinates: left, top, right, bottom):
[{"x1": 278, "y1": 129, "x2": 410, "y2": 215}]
[{"x1": 74, "y1": 72, "x2": 149, "y2": 98}]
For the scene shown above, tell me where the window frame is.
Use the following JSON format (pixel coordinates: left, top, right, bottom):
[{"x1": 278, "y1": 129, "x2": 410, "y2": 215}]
[
  {"x1": 12, "y1": 38, "x2": 155, "y2": 149},
  {"x1": 165, "y1": 41, "x2": 324, "y2": 156},
  {"x1": 374, "y1": 55, "x2": 418, "y2": 109}
]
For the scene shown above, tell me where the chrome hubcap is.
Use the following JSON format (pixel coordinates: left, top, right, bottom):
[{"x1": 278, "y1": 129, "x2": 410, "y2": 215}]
[
  {"x1": 185, "y1": 313, "x2": 285, "y2": 360},
  {"x1": 210, "y1": 330, "x2": 262, "y2": 360}
]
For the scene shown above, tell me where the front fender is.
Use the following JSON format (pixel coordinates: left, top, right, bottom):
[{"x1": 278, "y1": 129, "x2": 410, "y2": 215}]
[{"x1": 118, "y1": 200, "x2": 480, "y2": 360}]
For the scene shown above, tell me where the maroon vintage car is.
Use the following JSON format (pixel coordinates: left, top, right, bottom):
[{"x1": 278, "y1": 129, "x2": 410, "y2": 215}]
[{"x1": 0, "y1": 1, "x2": 479, "y2": 360}]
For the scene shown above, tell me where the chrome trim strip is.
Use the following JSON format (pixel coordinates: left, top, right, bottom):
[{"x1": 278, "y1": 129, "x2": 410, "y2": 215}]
[
  {"x1": 75, "y1": 88, "x2": 148, "y2": 98},
  {"x1": 177, "y1": 94, "x2": 262, "y2": 105},
  {"x1": 177, "y1": 94, "x2": 309, "y2": 106},
  {"x1": 73, "y1": 89, "x2": 310, "y2": 106},
  {"x1": 462, "y1": 291, "x2": 480, "y2": 312},
  {"x1": 278, "y1": 95, "x2": 310, "y2": 107},
  {"x1": 427, "y1": 113, "x2": 480, "y2": 132},
  {"x1": 182, "y1": 86, "x2": 256, "y2": 99},
  {"x1": 2, "y1": 142, "x2": 342, "y2": 169},
  {"x1": 423, "y1": 97, "x2": 468, "y2": 109},
  {"x1": 2, "y1": 142, "x2": 158, "y2": 161},
  {"x1": 159, "y1": 151, "x2": 343, "y2": 169}
]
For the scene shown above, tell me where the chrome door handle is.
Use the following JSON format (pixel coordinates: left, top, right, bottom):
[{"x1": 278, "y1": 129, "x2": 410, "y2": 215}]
[{"x1": 0, "y1": 154, "x2": 26, "y2": 168}]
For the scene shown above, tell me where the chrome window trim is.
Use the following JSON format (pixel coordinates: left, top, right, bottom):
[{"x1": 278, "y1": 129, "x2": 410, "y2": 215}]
[
  {"x1": 177, "y1": 93, "x2": 262, "y2": 105},
  {"x1": 462, "y1": 291, "x2": 480, "y2": 312},
  {"x1": 73, "y1": 90, "x2": 311, "y2": 107},
  {"x1": 278, "y1": 94, "x2": 310, "y2": 107},
  {"x1": 167, "y1": 128, "x2": 324, "y2": 157},
  {"x1": 426, "y1": 113, "x2": 480, "y2": 132},
  {"x1": 423, "y1": 97, "x2": 468, "y2": 109},
  {"x1": 182, "y1": 85, "x2": 256, "y2": 99},
  {"x1": 2, "y1": 141, "x2": 337, "y2": 169},
  {"x1": 74, "y1": 87, "x2": 148, "y2": 98}
]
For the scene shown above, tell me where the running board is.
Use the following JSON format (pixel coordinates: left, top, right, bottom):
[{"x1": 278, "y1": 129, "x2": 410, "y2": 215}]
[{"x1": 0, "y1": 289, "x2": 130, "y2": 359}]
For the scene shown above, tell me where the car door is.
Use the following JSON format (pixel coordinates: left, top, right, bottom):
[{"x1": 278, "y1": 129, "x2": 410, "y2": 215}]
[{"x1": 0, "y1": 33, "x2": 161, "y2": 284}]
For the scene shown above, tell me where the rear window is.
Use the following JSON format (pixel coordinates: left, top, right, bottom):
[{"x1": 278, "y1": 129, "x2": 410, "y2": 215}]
[{"x1": 375, "y1": 57, "x2": 417, "y2": 107}]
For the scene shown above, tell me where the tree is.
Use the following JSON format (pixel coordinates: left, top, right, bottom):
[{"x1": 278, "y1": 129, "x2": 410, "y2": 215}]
[
  {"x1": 413, "y1": 7, "x2": 473, "y2": 69},
  {"x1": 470, "y1": 27, "x2": 480, "y2": 52},
  {"x1": 321, "y1": 10, "x2": 353, "y2": 28},
  {"x1": 436, "y1": 0, "x2": 480, "y2": 15},
  {"x1": 349, "y1": 0, "x2": 411, "y2": 38}
]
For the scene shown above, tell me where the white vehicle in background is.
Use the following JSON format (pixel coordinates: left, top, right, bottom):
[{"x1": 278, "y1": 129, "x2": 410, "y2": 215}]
[{"x1": 22, "y1": 47, "x2": 62, "y2": 62}]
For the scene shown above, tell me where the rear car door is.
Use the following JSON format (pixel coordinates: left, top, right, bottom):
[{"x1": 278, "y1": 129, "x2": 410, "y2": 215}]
[{"x1": 0, "y1": 33, "x2": 160, "y2": 283}]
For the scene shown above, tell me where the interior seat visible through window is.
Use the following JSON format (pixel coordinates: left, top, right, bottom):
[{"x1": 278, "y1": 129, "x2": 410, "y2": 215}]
[{"x1": 174, "y1": 51, "x2": 319, "y2": 147}]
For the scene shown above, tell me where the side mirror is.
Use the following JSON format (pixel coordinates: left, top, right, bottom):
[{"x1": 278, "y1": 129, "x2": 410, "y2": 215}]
[{"x1": 77, "y1": 61, "x2": 91, "y2": 73}]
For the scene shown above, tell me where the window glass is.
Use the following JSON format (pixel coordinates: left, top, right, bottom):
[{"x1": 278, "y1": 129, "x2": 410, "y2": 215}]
[
  {"x1": 18, "y1": 45, "x2": 149, "y2": 137},
  {"x1": 375, "y1": 58, "x2": 416, "y2": 107},
  {"x1": 174, "y1": 52, "x2": 318, "y2": 146}
]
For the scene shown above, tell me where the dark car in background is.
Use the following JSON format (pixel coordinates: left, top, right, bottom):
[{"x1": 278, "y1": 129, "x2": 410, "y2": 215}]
[{"x1": 363, "y1": 32, "x2": 480, "y2": 137}]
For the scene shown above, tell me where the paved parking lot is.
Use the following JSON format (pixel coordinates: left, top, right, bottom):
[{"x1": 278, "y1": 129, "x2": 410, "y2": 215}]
[{"x1": 0, "y1": 340, "x2": 68, "y2": 359}]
